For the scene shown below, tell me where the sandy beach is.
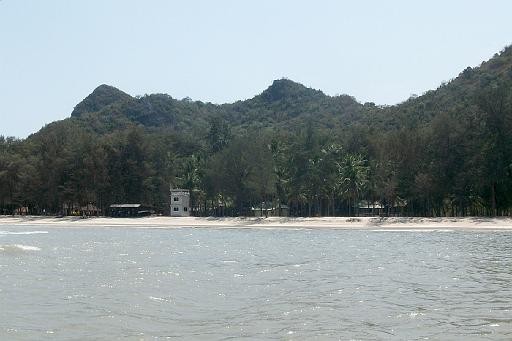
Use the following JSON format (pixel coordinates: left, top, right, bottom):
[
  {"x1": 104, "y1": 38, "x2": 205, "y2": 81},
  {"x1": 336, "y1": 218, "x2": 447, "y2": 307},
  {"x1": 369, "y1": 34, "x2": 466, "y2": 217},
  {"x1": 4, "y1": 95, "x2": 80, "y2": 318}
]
[{"x1": 1, "y1": 215, "x2": 512, "y2": 230}]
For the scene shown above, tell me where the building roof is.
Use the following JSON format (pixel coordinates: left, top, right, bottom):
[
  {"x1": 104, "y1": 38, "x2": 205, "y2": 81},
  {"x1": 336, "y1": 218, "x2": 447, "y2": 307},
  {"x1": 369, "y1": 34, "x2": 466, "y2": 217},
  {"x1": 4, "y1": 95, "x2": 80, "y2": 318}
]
[
  {"x1": 356, "y1": 201, "x2": 384, "y2": 209},
  {"x1": 110, "y1": 204, "x2": 142, "y2": 208},
  {"x1": 355, "y1": 199, "x2": 408, "y2": 209},
  {"x1": 170, "y1": 188, "x2": 190, "y2": 193},
  {"x1": 251, "y1": 203, "x2": 289, "y2": 210}
]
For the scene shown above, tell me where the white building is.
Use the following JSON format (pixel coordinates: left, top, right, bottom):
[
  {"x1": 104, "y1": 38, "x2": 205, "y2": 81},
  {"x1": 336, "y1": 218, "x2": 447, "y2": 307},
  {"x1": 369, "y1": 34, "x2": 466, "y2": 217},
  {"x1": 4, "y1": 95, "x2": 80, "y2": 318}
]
[{"x1": 170, "y1": 188, "x2": 190, "y2": 217}]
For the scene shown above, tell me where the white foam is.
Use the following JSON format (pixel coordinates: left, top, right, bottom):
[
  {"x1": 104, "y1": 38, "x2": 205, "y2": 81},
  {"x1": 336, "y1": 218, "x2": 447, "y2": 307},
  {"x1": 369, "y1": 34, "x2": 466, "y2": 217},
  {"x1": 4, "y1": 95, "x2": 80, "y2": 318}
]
[
  {"x1": 149, "y1": 296, "x2": 165, "y2": 302},
  {"x1": 370, "y1": 229, "x2": 454, "y2": 233},
  {"x1": 0, "y1": 231, "x2": 48, "y2": 235},
  {"x1": 149, "y1": 296, "x2": 173, "y2": 303},
  {"x1": 0, "y1": 244, "x2": 41, "y2": 252}
]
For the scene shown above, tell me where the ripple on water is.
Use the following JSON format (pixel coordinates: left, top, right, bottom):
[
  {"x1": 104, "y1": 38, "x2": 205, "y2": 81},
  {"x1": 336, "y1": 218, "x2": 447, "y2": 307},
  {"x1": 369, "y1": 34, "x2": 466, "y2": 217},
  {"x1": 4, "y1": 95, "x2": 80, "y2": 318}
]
[{"x1": 1, "y1": 228, "x2": 512, "y2": 340}]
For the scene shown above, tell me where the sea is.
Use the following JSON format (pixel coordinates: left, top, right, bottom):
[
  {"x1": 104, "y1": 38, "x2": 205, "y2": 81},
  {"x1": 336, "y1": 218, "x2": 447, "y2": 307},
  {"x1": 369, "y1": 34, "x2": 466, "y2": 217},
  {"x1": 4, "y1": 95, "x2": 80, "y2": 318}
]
[{"x1": 1, "y1": 226, "x2": 511, "y2": 340}]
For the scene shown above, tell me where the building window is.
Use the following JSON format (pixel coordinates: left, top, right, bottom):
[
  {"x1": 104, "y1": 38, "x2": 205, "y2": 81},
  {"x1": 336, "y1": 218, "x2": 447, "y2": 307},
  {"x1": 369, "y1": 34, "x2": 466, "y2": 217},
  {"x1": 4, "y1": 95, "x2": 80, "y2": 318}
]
[
  {"x1": 173, "y1": 207, "x2": 179, "y2": 211},
  {"x1": 173, "y1": 197, "x2": 179, "y2": 201},
  {"x1": 184, "y1": 207, "x2": 188, "y2": 212}
]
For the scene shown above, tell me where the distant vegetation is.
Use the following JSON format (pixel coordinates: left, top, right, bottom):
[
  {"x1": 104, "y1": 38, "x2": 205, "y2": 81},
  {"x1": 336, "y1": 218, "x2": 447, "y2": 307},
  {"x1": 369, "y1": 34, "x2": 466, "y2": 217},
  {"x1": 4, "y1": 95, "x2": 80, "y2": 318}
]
[{"x1": 1, "y1": 46, "x2": 512, "y2": 217}]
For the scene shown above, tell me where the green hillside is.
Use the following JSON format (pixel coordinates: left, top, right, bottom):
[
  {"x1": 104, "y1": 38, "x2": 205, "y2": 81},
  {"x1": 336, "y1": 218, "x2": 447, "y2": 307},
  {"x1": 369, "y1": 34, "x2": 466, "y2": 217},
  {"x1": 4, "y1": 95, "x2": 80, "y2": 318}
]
[{"x1": 63, "y1": 78, "x2": 363, "y2": 137}]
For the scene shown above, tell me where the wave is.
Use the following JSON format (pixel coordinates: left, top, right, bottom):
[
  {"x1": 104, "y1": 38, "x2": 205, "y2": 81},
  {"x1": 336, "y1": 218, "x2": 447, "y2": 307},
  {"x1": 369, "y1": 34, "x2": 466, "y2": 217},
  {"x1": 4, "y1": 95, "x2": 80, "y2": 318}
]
[
  {"x1": 0, "y1": 231, "x2": 49, "y2": 235},
  {"x1": 370, "y1": 229, "x2": 454, "y2": 233},
  {"x1": 0, "y1": 244, "x2": 41, "y2": 253},
  {"x1": 149, "y1": 296, "x2": 172, "y2": 303}
]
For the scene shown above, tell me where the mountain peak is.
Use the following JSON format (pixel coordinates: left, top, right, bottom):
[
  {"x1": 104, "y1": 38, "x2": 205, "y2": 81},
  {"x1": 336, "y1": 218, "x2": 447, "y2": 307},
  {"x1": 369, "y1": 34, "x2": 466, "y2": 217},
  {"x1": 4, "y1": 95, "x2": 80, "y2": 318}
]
[
  {"x1": 260, "y1": 78, "x2": 325, "y2": 102},
  {"x1": 71, "y1": 84, "x2": 132, "y2": 117}
]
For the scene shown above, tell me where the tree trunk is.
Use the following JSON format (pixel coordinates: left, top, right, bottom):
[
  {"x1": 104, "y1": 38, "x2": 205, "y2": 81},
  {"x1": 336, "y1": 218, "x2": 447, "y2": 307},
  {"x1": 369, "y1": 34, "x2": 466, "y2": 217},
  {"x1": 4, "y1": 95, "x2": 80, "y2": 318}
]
[
  {"x1": 332, "y1": 194, "x2": 335, "y2": 217},
  {"x1": 491, "y1": 182, "x2": 497, "y2": 216}
]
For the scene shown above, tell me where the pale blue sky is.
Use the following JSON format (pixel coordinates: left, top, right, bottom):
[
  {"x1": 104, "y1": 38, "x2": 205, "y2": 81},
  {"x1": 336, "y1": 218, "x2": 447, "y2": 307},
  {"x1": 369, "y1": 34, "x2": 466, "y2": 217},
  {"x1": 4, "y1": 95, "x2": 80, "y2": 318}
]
[{"x1": 1, "y1": 0, "x2": 512, "y2": 138}]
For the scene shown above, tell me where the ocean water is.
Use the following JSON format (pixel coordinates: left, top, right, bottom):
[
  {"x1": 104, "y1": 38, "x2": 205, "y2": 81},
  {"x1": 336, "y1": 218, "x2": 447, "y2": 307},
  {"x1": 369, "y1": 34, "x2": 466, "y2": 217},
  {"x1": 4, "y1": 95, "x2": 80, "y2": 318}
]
[{"x1": 1, "y1": 226, "x2": 512, "y2": 340}]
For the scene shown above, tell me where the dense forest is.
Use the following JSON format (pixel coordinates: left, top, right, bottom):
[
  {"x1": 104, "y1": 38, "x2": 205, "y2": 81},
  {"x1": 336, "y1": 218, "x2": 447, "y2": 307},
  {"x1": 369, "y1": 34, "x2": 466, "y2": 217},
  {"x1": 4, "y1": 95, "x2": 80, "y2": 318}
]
[{"x1": 1, "y1": 46, "x2": 512, "y2": 217}]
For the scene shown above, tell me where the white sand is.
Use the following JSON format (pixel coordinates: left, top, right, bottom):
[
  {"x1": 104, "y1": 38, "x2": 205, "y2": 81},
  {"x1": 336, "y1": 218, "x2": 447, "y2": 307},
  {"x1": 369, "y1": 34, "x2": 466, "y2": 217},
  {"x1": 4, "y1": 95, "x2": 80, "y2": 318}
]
[{"x1": 1, "y1": 216, "x2": 512, "y2": 230}]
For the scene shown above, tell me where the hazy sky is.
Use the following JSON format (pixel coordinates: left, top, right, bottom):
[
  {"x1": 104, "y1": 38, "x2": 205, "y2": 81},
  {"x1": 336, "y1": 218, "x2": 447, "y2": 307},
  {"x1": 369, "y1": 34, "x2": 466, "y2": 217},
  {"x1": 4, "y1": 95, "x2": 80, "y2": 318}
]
[{"x1": 1, "y1": 0, "x2": 512, "y2": 138}]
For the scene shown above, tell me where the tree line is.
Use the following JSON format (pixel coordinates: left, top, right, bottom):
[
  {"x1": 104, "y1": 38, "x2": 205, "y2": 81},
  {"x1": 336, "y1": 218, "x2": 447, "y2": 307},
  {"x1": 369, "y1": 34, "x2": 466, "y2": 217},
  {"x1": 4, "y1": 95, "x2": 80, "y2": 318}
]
[
  {"x1": 2, "y1": 44, "x2": 512, "y2": 218},
  {"x1": 1, "y1": 78, "x2": 511, "y2": 217}
]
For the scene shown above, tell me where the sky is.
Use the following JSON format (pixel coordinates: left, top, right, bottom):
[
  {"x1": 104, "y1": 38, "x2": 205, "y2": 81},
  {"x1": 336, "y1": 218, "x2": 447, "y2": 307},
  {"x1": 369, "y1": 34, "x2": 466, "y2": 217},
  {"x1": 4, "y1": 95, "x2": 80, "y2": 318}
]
[{"x1": 1, "y1": 1, "x2": 512, "y2": 138}]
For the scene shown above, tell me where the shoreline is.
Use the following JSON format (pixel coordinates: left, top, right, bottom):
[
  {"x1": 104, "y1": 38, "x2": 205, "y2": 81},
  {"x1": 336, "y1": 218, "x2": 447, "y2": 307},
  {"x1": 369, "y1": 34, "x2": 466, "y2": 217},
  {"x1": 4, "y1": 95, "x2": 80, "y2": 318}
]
[{"x1": 1, "y1": 216, "x2": 512, "y2": 230}]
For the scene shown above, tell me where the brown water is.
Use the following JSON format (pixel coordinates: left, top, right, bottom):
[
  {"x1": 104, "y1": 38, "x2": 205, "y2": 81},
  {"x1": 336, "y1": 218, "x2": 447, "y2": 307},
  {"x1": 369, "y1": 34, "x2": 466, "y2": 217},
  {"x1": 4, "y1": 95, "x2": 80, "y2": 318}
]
[{"x1": 1, "y1": 227, "x2": 512, "y2": 340}]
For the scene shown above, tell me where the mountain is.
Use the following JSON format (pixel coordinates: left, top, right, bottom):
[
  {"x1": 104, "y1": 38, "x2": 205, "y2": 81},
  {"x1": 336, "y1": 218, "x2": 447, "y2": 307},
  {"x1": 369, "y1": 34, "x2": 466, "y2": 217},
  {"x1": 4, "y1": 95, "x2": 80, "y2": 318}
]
[
  {"x1": 55, "y1": 77, "x2": 363, "y2": 137},
  {"x1": 71, "y1": 84, "x2": 134, "y2": 118},
  {"x1": 38, "y1": 46, "x2": 511, "y2": 140},
  {"x1": 371, "y1": 45, "x2": 512, "y2": 129},
  {"x1": 258, "y1": 78, "x2": 325, "y2": 102}
]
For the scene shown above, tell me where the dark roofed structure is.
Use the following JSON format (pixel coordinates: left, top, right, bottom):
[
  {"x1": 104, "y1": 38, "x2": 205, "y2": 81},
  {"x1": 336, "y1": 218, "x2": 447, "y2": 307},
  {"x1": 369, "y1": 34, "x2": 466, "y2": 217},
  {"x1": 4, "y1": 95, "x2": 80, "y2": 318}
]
[{"x1": 109, "y1": 204, "x2": 152, "y2": 217}]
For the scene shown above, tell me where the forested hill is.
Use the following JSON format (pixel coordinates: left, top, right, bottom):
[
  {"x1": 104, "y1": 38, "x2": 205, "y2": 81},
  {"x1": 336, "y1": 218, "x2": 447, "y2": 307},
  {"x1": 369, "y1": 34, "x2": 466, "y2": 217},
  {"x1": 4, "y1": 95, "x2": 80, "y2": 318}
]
[
  {"x1": 1, "y1": 46, "x2": 512, "y2": 217},
  {"x1": 64, "y1": 78, "x2": 363, "y2": 136},
  {"x1": 53, "y1": 45, "x2": 512, "y2": 136},
  {"x1": 371, "y1": 45, "x2": 512, "y2": 130}
]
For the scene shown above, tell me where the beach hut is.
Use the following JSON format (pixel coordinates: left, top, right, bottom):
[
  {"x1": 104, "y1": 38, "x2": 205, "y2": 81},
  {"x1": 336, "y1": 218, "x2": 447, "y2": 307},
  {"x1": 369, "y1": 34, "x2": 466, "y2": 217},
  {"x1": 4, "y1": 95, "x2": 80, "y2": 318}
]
[
  {"x1": 81, "y1": 203, "x2": 101, "y2": 216},
  {"x1": 251, "y1": 203, "x2": 289, "y2": 217},
  {"x1": 109, "y1": 204, "x2": 152, "y2": 217},
  {"x1": 356, "y1": 200, "x2": 384, "y2": 216}
]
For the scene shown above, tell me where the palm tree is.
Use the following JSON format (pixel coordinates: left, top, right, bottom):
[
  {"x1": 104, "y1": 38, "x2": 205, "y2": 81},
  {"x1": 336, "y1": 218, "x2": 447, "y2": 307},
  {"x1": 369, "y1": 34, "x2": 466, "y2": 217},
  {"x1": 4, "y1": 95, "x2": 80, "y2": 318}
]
[
  {"x1": 336, "y1": 154, "x2": 369, "y2": 216},
  {"x1": 320, "y1": 143, "x2": 343, "y2": 216},
  {"x1": 178, "y1": 154, "x2": 203, "y2": 215}
]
